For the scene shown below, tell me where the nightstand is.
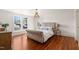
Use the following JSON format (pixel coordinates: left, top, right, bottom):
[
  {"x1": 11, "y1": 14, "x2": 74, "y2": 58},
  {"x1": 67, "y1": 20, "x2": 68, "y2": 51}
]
[{"x1": 53, "y1": 23, "x2": 61, "y2": 36}]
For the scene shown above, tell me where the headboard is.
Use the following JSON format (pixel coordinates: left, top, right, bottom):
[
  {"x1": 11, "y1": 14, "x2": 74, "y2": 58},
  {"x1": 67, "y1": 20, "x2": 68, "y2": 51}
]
[
  {"x1": 40, "y1": 22, "x2": 59, "y2": 29},
  {"x1": 40, "y1": 22, "x2": 60, "y2": 35}
]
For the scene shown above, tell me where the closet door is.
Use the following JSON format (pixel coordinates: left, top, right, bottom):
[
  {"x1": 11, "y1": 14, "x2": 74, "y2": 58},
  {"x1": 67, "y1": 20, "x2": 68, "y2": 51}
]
[{"x1": 76, "y1": 10, "x2": 79, "y2": 46}]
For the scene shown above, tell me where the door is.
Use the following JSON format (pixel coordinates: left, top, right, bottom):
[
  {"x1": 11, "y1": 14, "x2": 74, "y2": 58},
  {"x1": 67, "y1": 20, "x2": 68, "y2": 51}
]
[{"x1": 76, "y1": 9, "x2": 79, "y2": 46}]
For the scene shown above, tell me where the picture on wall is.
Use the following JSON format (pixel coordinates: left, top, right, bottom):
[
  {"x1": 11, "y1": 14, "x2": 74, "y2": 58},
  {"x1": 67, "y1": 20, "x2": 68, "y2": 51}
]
[
  {"x1": 22, "y1": 18, "x2": 27, "y2": 29},
  {"x1": 13, "y1": 16, "x2": 21, "y2": 30}
]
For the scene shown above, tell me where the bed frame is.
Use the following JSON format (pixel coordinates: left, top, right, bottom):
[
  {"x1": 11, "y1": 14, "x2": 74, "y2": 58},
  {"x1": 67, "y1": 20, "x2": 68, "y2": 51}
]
[{"x1": 26, "y1": 30, "x2": 44, "y2": 43}]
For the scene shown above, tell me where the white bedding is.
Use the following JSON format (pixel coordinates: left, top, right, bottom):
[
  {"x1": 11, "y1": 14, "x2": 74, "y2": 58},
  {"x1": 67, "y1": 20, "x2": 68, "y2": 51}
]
[
  {"x1": 43, "y1": 30, "x2": 54, "y2": 42},
  {"x1": 27, "y1": 27, "x2": 54, "y2": 43},
  {"x1": 37, "y1": 27, "x2": 54, "y2": 42}
]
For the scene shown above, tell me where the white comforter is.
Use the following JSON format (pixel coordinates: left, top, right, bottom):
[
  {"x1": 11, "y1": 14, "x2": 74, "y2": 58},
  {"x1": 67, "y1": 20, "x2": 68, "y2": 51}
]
[
  {"x1": 27, "y1": 27, "x2": 54, "y2": 43},
  {"x1": 37, "y1": 28, "x2": 54, "y2": 42}
]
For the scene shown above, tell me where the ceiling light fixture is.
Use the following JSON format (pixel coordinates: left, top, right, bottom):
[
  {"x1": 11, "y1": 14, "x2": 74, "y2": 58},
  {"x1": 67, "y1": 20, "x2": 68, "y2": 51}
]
[{"x1": 34, "y1": 9, "x2": 40, "y2": 18}]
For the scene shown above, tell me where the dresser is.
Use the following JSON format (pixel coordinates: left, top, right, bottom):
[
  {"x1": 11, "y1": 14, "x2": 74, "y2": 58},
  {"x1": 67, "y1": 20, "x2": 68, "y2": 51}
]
[{"x1": 0, "y1": 32, "x2": 12, "y2": 50}]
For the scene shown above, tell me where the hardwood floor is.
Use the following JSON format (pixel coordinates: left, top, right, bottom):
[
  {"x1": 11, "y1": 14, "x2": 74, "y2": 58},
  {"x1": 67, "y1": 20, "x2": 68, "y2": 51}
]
[{"x1": 12, "y1": 35, "x2": 78, "y2": 50}]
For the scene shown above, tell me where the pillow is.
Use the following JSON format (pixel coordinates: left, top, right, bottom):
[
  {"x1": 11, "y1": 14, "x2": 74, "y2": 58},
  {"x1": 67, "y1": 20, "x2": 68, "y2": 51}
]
[{"x1": 39, "y1": 26, "x2": 52, "y2": 31}]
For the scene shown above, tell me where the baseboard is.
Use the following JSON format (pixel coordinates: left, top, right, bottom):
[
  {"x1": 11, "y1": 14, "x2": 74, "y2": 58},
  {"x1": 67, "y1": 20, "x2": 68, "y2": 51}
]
[{"x1": 56, "y1": 35, "x2": 74, "y2": 39}]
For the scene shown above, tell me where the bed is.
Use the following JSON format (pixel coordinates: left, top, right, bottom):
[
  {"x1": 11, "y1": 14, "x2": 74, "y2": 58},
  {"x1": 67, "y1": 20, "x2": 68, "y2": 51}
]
[{"x1": 26, "y1": 22, "x2": 57, "y2": 43}]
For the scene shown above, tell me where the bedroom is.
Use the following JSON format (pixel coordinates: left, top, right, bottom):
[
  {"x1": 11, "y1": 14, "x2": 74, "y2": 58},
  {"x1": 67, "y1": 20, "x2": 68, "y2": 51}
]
[{"x1": 0, "y1": 9, "x2": 78, "y2": 50}]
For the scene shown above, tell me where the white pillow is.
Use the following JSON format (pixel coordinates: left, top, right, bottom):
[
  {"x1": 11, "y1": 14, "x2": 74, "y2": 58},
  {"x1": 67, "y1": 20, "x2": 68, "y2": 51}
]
[{"x1": 39, "y1": 26, "x2": 52, "y2": 31}]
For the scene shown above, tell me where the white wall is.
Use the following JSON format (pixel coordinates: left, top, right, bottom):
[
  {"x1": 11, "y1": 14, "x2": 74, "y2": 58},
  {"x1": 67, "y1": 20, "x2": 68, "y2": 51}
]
[
  {"x1": 0, "y1": 9, "x2": 76, "y2": 37},
  {"x1": 4, "y1": 9, "x2": 35, "y2": 30},
  {"x1": 0, "y1": 9, "x2": 34, "y2": 32},
  {"x1": 0, "y1": 9, "x2": 14, "y2": 32},
  {"x1": 5, "y1": 9, "x2": 34, "y2": 16},
  {"x1": 38, "y1": 9, "x2": 75, "y2": 37}
]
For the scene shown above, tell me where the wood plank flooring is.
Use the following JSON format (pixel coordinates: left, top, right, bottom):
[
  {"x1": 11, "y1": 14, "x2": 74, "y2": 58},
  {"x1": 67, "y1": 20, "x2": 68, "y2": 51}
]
[{"x1": 12, "y1": 35, "x2": 78, "y2": 50}]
